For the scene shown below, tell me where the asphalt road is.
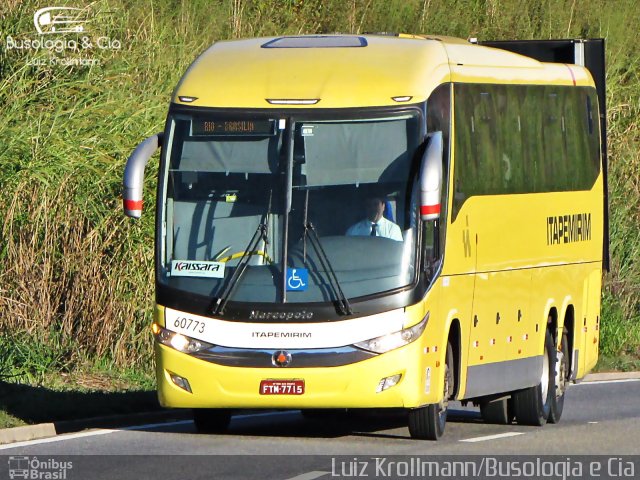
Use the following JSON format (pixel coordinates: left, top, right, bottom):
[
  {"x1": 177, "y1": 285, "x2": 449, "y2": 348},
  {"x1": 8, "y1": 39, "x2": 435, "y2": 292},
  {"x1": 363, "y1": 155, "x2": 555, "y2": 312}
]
[{"x1": 1, "y1": 378, "x2": 639, "y2": 479}]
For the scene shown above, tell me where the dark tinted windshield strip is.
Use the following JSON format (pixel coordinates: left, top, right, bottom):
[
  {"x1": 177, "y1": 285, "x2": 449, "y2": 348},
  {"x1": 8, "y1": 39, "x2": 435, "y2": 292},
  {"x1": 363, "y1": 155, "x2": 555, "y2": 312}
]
[{"x1": 168, "y1": 104, "x2": 425, "y2": 123}]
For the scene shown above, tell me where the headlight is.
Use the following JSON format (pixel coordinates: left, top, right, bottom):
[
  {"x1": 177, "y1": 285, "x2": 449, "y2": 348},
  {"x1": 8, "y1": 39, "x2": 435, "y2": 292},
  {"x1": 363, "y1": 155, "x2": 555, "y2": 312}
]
[
  {"x1": 353, "y1": 312, "x2": 429, "y2": 354},
  {"x1": 151, "y1": 323, "x2": 213, "y2": 353}
]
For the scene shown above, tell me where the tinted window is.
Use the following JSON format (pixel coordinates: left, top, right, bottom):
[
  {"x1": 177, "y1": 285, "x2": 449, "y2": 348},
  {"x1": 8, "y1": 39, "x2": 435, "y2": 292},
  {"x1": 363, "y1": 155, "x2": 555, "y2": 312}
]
[{"x1": 452, "y1": 84, "x2": 600, "y2": 220}]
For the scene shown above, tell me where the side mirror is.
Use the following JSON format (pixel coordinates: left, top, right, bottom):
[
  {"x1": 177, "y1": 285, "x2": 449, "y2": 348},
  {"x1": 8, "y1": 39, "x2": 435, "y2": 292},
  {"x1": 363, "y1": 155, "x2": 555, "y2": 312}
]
[
  {"x1": 123, "y1": 133, "x2": 163, "y2": 218},
  {"x1": 419, "y1": 131, "x2": 443, "y2": 221}
]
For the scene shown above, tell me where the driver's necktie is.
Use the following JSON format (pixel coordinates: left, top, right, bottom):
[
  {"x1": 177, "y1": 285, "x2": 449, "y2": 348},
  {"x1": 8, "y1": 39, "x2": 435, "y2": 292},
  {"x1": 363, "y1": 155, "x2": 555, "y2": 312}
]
[{"x1": 370, "y1": 223, "x2": 378, "y2": 236}]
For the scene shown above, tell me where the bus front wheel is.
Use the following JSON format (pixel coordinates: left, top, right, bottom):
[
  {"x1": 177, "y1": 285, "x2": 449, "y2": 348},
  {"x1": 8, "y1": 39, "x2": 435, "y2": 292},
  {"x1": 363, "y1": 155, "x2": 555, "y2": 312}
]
[
  {"x1": 513, "y1": 330, "x2": 554, "y2": 426},
  {"x1": 408, "y1": 341, "x2": 453, "y2": 440},
  {"x1": 193, "y1": 408, "x2": 232, "y2": 434}
]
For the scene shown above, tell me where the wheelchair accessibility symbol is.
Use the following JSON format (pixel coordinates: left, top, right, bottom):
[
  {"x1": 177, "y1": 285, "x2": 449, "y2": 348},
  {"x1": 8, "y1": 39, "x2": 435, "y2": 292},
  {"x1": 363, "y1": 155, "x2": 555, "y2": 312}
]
[{"x1": 286, "y1": 268, "x2": 308, "y2": 291}]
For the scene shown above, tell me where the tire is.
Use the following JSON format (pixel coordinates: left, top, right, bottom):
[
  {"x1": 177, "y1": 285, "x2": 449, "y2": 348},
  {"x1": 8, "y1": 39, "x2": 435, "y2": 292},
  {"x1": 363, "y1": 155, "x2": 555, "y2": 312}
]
[
  {"x1": 193, "y1": 408, "x2": 232, "y2": 433},
  {"x1": 480, "y1": 397, "x2": 514, "y2": 425},
  {"x1": 548, "y1": 332, "x2": 569, "y2": 424},
  {"x1": 513, "y1": 329, "x2": 554, "y2": 426},
  {"x1": 408, "y1": 341, "x2": 454, "y2": 440}
]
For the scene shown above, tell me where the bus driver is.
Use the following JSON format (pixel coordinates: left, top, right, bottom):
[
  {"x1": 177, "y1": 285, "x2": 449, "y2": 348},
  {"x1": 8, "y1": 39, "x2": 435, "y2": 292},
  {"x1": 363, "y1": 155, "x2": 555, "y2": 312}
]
[{"x1": 346, "y1": 196, "x2": 403, "y2": 241}]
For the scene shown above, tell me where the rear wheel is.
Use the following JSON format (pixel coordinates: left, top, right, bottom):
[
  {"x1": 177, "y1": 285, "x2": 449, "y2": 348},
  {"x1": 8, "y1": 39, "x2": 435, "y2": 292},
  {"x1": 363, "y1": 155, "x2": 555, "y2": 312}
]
[
  {"x1": 480, "y1": 396, "x2": 514, "y2": 425},
  {"x1": 548, "y1": 332, "x2": 569, "y2": 424},
  {"x1": 513, "y1": 330, "x2": 554, "y2": 426},
  {"x1": 193, "y1": 408, "x2": 232, "y2": 433},
  {"x1": 408, "y1": 341, "x2": 454, "y2": 440}
]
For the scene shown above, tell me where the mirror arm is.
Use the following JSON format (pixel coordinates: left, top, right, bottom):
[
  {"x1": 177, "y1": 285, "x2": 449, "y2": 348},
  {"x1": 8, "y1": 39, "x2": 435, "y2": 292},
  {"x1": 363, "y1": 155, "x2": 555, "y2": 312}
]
[
  {"x1": 420, "y1": 131, "x2": 443, "y2": 221},
  {"x1": 123, "y1": 133, "x2": 163, "y2": 218}
]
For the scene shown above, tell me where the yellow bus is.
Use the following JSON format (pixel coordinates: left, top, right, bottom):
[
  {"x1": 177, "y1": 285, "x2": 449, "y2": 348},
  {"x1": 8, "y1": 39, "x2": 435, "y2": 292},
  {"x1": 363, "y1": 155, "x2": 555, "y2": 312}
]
[{"x1": 123, "y1": 34, "x2": 606, "y2": 440}]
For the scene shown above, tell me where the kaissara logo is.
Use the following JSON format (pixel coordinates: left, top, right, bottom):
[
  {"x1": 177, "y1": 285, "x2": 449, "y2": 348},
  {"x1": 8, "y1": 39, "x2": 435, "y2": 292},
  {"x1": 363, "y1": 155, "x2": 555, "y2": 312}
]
[{"x1": 171, "y1": 260, "x2": 225, "y2": 279}]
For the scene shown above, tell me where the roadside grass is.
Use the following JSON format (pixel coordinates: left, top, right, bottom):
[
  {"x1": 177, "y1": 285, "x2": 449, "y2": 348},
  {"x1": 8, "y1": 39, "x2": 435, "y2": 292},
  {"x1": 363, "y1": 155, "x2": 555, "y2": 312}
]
[
  {"x1": 0, "y1": 333, "x2": 156, "y2": 428},
  {"x1": 0, "y1": 0, "x2": 639, "y2": 427},
  {"x1": 0, "y1": 411, "x2": 24, "y2": 430},
  {"x1": 0, "y1": 379, "x2": 159, "y2": 429},
  {"x1": 594, "y1": 354, "x2": 640, "y2": 374}
]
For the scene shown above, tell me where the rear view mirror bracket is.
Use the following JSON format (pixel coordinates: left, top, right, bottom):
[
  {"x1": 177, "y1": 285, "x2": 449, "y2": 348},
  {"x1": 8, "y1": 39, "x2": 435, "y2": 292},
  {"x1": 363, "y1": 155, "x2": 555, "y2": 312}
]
[
  {"x1": 419, "y1": 131, "x2": 443, "y2": 221},
  {"x1": 123, "y1": 133, "x2": 163, "y2": 218}
]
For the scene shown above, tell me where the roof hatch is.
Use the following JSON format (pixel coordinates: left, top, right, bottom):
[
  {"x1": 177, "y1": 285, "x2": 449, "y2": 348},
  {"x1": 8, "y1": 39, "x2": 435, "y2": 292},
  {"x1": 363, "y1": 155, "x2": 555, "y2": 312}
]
[{"x1": 261, "y1": 36, "x2": 367, "y2": 49}]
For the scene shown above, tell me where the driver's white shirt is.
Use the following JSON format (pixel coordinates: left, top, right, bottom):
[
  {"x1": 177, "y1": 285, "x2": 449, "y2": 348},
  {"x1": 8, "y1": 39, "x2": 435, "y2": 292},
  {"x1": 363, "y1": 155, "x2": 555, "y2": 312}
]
[{"x1": 346, "y1": 216, "x2": 403, "y2": 242}]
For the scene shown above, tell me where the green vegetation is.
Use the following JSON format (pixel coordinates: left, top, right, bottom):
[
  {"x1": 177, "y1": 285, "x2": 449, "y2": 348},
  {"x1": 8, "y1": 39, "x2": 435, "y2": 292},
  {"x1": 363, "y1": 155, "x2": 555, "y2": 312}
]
[
  {"x1": 0, "y1": 374, "x2": 158, "y2": 427},
  {"x1": 0, "y1": 332, "x2": 156, "y2": 427},
  {"x1": 0, "y1": 0, "x2": 638, "y2": 425}
]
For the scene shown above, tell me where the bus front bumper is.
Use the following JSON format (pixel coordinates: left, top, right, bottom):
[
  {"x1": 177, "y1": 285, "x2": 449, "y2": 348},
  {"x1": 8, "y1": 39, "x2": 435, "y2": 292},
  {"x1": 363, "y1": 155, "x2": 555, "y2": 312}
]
[{"x1": 155, "y1": 341, "x2": 443, "y2": 410}]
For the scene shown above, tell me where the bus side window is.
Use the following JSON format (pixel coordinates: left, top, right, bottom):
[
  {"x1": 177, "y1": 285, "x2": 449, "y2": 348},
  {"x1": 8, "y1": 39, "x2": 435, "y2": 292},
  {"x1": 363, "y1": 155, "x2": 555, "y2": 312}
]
[{"x1": 427, "y1": 84, "x2": 451, "y2": 137}]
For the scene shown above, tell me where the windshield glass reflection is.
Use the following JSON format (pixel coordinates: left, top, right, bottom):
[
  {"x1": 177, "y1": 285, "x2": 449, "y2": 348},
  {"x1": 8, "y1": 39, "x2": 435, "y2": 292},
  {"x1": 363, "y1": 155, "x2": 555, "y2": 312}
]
[{"x1": 159, "y1": 112, "x2": 422, "y2": 307}]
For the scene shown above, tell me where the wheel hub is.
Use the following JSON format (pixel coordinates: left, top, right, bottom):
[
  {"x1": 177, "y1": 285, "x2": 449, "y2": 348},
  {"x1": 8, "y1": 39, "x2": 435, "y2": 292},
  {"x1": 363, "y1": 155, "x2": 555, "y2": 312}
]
[
  {"x1": 555, "y1": 350, "x2": 567, "y2": 397},
  {"x1": 439, "y1": 364, "x2": 452, "y2": 416}
]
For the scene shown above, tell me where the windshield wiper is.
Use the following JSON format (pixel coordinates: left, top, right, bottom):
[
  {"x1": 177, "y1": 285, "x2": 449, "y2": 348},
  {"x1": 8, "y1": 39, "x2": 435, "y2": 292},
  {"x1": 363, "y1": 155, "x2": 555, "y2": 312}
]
[
  {"x1": 304, "y1": 222, "x2": 353, "y2": 316},
  {"x1": 211, "y1": 223, "x2": 268, "y2": 315}
]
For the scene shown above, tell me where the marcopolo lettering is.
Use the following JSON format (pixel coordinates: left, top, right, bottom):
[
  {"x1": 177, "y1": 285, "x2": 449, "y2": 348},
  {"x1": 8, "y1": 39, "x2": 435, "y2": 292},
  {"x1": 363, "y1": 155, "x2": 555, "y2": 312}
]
[
  {"x1": 546, "y1": 213, "x2": 592, "y2": 245},
  {"x1": 249, "y1": 310, "x2": 314, "y2": 320}
]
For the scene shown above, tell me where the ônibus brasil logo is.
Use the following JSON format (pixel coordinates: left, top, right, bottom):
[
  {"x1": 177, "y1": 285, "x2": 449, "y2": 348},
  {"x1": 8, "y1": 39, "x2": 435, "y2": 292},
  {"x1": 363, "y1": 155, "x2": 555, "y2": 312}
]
[{"x1": 8, "y1": 456, "x2": 73, "y2": 479}]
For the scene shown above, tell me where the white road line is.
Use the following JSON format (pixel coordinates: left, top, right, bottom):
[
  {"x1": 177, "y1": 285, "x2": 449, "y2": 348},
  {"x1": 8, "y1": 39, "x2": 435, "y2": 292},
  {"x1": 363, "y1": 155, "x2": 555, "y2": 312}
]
[
  {"x1": 123, "y1": 419, "x2": 193, "y2": 430},
  {"x1": 0, "y1": 428, "x2": 117, "y2": 450},
  {"x1": 284, "y1": 471, "x2": 330, "y2": 480},
  {"x1": 460, "y1": 432, "x2": 525, "y2": 443},
  {"x1": 237, "y1": 411, "x2": 298, "y2": 419},
  {"x1": 577, "y1": 379, "x2": 640, "y2": 386},
  {"x1": 0, "y1": 411, "x2": 300, "y2": 449},
  {"x1": 0, "y1": 420, "x2": 194, "y2": 451},
  {"x1": 123, "y1": 410, "x2": 295, "y2": 431}
]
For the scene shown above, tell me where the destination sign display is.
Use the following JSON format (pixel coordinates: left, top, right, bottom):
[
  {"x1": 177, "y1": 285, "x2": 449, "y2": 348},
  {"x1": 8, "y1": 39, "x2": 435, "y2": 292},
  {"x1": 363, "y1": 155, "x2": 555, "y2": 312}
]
[{"x1": 192, "y1": 118, "x2": 276, "y2": 136}]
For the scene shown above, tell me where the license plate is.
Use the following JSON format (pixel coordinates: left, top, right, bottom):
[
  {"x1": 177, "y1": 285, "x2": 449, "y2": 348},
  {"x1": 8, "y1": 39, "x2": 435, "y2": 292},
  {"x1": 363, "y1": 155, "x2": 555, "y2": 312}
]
[{"x1": 259, "y1": 379, "x2": 305, "y2": 395}]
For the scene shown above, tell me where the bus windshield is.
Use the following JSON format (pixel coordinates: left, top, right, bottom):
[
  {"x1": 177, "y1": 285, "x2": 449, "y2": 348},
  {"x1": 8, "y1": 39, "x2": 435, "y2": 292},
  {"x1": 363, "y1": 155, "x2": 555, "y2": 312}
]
[{"x1": 159, "y1": 111, "x2": 422, "y2": 306}]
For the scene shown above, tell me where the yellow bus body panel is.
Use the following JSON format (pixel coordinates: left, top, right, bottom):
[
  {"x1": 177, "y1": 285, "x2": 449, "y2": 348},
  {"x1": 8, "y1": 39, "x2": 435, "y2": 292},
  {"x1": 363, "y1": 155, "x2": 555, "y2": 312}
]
[
  {"x1": 156, "y1": 341, "x2": 445, "y2": 409},
  {"x1": 156, "y1": 294, "x2": 451, "y2": 409},
  {"x1": 174, "y1": 36, "x2": 450, "y2": 109},
  {"x1": 173, "y1": 35, "x2": 594, "y2": 109}
]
